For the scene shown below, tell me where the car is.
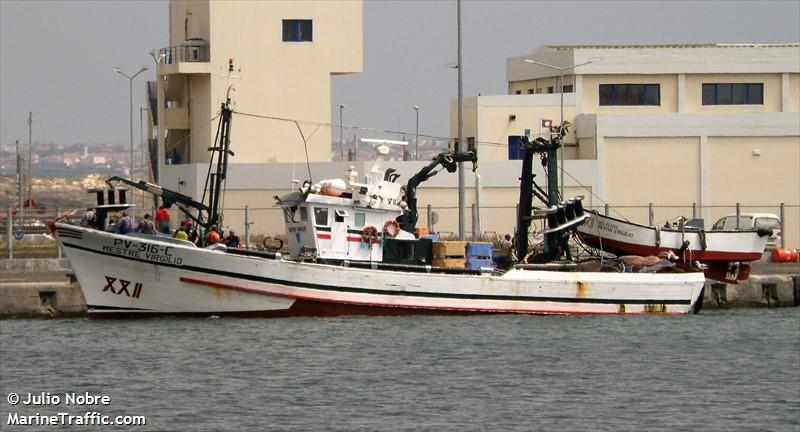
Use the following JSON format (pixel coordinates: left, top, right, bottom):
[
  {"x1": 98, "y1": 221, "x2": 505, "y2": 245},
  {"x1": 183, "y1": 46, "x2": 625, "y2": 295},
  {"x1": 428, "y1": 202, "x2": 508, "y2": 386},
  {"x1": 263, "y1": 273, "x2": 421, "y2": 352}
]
[{"x1": 712, "y1": 213, "x2": 782, "y2": 250}]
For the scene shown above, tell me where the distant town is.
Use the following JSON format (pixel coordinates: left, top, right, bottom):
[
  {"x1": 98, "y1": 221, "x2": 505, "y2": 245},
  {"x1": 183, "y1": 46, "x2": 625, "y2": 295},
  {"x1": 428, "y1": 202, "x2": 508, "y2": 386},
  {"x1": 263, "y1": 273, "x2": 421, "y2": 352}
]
[
  {"x1": 0, "y1": 135, "x2": 452, "y2": 180},
  {"x1": 0, "y1": 140, "x2": 142, "y2": 178}
]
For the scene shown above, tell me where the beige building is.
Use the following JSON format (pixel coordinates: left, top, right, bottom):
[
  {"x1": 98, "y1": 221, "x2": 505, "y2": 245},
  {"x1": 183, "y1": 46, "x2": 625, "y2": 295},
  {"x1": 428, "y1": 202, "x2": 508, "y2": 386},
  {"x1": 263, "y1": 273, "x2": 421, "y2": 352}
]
[
  {"x1": 153, "y1": 0, "x2": 362, "y2": 169},
  {"x1": 452, "y1": 44, "x2": 800, "y2": 248}
]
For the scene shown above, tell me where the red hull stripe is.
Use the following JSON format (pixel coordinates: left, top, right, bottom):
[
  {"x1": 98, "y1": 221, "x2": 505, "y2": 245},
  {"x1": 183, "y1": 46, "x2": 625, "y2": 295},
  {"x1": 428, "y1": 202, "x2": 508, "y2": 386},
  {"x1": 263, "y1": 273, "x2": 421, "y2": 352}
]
[
  {"x1": 577, "y1": 232, "x2": 762, "y2": 262},
  {"x1": 316, "y1": 234, "x2": 378, "y2": 244},
  {"x1": 178, "y1": 276, "x2": 686, "y2": 316}
]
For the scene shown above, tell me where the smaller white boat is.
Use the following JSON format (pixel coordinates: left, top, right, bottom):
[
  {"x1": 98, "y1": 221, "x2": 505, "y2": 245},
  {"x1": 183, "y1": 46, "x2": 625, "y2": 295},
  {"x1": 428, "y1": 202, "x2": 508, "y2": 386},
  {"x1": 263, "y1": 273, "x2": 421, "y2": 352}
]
[{"x1": 576, "y1": 212, "x2": 771, "y2": 282}]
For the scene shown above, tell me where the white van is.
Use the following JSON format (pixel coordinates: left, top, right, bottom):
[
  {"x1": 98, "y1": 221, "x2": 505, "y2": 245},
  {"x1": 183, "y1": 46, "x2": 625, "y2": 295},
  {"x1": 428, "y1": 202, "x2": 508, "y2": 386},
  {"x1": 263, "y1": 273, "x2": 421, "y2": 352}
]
[{"x1": 712, "y1": 213, "x2": 782, "y2": 249}]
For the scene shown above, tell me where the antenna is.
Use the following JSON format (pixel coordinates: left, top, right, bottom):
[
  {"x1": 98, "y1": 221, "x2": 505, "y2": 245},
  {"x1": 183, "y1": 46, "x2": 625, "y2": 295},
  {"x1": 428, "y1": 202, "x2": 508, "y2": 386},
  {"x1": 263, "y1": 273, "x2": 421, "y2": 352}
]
[{"x1": 222, "y1": 58, "x2": 241, "y2": 105}]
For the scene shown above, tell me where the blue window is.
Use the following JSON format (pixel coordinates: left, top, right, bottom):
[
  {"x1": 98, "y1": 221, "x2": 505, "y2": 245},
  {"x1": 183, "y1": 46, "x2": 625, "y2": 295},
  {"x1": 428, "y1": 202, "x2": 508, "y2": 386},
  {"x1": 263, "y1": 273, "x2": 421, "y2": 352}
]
[
  {"x1": 282, "y1": 19, "x2": 312, "y2": 42},
  {"x1": 702, "y1": 83, "x2": 763, "y2": 105},
  {"x1": 508, "y1": 136, "x2": 524, "y2": 160},
  {"x1": 599, "y1": 84, "x2": 660, "y2": 106}
]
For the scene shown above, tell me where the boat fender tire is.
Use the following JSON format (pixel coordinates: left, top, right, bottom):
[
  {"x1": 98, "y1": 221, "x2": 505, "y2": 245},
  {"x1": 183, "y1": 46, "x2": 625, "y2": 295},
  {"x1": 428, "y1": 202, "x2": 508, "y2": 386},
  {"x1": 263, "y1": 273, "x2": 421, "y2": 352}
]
[
  {"x1": 383, "y1": 220, "x2": 400, "y2": 238},
  {"x1": 362, "y1": 226, "x2": 379, "y2": 243}
]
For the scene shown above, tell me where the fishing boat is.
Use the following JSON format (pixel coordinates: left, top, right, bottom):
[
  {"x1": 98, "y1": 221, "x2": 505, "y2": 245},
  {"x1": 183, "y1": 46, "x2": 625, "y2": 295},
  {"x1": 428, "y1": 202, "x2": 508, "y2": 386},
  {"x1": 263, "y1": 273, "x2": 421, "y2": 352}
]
[
  {"x1": 575, "y1": 212, "x2": 770, "y2": 283},
  {"x1": 50, "y1": 89, "x2": 706, "y2": 317}
]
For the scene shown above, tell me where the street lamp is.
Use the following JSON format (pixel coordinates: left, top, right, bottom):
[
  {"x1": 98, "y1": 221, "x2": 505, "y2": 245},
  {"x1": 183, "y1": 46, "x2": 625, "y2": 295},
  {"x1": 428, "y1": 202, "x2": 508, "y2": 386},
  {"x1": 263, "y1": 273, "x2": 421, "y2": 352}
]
[
  {"x1": 114, "y1": 66, "x2": 148, "y2": 178},
  {"x1": 523, "y1": 57, "x2": 601, "y2": 198},
  {"x1": 339, "y1": 104, "x2": 345, "y2": 161},
  {"x1": 414, "y1": 105, "x2": 420, "y2": 160}
]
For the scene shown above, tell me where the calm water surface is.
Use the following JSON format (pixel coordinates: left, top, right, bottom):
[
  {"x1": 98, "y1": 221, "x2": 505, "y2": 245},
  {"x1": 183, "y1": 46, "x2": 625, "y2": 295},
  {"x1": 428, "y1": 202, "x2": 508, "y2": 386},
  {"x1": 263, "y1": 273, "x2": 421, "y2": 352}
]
[{"x1": 1, "y1": 309, "x2": 798, "y2": 431}]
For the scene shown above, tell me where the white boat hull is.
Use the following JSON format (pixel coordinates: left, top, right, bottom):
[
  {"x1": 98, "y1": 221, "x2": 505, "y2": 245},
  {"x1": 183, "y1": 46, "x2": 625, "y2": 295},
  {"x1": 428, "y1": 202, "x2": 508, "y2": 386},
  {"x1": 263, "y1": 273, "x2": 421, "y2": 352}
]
[{"x1": 55, "y1": 223, "x2": 705, "y2": 317}]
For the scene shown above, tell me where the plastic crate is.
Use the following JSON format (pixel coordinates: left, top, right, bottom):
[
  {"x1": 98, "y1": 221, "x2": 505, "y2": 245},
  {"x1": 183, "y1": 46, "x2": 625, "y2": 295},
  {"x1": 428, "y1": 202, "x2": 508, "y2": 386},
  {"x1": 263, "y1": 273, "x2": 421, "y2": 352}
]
[
  {"x1": 466, "y1": 242, "x2": 493, "y2": 260},
  {"x1": 466, "y1": 258, "x2": 494, "y2": 270}
]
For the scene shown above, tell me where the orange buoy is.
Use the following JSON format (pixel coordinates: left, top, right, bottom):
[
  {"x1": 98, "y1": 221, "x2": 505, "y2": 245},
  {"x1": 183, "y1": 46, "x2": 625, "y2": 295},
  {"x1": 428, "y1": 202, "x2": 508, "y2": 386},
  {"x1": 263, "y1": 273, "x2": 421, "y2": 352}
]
[{"x1": 771, "y1": 248, "x2": 799, "y2": 263}]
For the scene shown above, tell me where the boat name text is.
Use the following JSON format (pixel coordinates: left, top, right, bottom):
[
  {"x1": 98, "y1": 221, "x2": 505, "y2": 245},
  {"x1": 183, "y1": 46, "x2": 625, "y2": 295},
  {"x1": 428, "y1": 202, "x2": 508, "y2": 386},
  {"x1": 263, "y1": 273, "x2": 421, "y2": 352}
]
[
  {"x1": 102, "y1": 239, "x2": 183, "y2": 265},
  {"x1": 596, "y1": 220, "x2": 634, "y2": 239}
]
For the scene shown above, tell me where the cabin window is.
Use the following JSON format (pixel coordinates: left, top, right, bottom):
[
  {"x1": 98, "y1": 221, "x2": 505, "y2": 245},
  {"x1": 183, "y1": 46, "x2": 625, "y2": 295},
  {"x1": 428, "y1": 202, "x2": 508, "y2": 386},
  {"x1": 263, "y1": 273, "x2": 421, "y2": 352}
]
[
  {"x1": 702, "y1": 83, "x2": 763, "y2": 105},
  {"x1": 283, "y1": 206, "x2": 298, "y2": 223},
  {"x1": 299, "y1": 206, "x2": 308, "y2": 222},
  {"x1": 355, "y1": 212, "x2": 366, "y2": 227},
  {"x1": 335, "y1": 209, "x2": 348, "y2": 223},
  {"x1": 282, "y1": 19, "x2": 312, "y2": 42},
  {"x1": 599, "y1": 84, "x2": 661, "y2": 106},
  {"x1": 314, "y1": 207, "x2": 328, "y2": 226}
]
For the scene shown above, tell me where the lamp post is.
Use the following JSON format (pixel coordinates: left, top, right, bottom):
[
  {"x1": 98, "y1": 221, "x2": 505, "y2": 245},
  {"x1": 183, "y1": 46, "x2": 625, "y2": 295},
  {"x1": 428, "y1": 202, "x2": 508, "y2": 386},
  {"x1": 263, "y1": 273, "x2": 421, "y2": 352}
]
[
  {"x1": 523, "y1": 58, "x2": 601, "y2": 199},
  {"x1": 339, "y1": 104, "x2": 345, "y2": 161},
  {"x1": 114, "y1": 66, "x2": 148, "y2": 178},
  {"x1": 414, "y1": 105, "x2": 420, "y2": 160}
]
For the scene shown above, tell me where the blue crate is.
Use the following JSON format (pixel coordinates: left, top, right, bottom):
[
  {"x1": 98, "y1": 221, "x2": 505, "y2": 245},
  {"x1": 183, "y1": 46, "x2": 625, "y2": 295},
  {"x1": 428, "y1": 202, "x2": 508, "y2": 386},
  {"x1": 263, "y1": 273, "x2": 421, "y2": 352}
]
[
  {"x1": 466, "y1": 242, "x2": 492, "y2": 259},
  {"x1": 420, "y1": 234, "x2": 439, "y2": 241},
  {"x1": 466, "y1": 258, "x2": 494, "y2": 270}
]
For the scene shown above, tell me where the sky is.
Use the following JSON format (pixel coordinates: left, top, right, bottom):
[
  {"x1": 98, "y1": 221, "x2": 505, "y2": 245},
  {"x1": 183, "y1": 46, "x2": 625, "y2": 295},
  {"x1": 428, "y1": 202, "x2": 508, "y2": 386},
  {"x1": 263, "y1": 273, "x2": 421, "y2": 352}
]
[{"x1": 1, "y1": 0, "x2": 799, "y2": 149}]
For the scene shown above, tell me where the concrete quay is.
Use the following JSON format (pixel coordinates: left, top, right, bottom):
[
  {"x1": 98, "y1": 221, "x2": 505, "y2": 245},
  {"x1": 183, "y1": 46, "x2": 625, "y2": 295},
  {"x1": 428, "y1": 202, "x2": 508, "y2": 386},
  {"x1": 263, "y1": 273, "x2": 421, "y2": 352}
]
[{"x1": 1, "y1": 258, "x2": 798, "y2": 318}]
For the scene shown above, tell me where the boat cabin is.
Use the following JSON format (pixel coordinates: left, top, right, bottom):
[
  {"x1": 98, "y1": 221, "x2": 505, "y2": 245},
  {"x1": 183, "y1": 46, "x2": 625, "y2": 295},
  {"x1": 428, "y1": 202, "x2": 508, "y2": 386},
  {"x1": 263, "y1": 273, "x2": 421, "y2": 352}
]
[{"x1": 277, "y1": 145, "x2": 415, "y2": 262}]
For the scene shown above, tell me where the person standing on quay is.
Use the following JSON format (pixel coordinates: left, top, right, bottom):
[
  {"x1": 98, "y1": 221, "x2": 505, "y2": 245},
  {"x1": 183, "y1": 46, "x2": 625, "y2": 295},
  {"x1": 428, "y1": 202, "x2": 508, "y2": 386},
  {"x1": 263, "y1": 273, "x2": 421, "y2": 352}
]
[{"x1": 155, "y1": 205, "x2": 170, "y2": 235}]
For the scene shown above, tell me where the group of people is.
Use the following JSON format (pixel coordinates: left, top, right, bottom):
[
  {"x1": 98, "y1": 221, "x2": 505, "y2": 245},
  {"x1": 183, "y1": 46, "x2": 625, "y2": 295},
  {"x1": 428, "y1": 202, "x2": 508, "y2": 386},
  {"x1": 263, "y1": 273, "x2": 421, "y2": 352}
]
[{"x1": 94, "y1": 205, "x2": 240, "y2": 248}]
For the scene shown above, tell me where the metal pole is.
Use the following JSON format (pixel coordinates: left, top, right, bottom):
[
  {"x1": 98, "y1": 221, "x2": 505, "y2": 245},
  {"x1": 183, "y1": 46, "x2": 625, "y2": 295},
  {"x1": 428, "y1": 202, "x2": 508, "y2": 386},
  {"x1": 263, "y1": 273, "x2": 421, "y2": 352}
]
[
  {"x1": 7, "y1": 205, "x2": 12, "y2": 259},
  {"x1": 129, "y1": 77, "x2": 134, "y2": 177},
  {"x1": 692, "y1": 202, "x2": 697, "y2": 219},
  {"x1": 339, "y1": 104, "x2": 344, "y2": 161},
  {"x1": 648, "y1": 202, "x2": 654, "y2": 226},
  {"x1": 56, "y1": 207, "x2": 62, "y2": 259},
  {"x1": 735, "y1": 202, "x2": 741, "y2": 229},
  {"x1": 604, "y1": 203, "x2": 609, "y2": 216},
  {"x1": 244, "y1": 205, "x2": 250, "y2": 249},
  {"x1": 474, "y1": 174, "x2": 481, "y2": 240},
  {"x1": 471, "y1": 204, "x2": 478, "y2": 241},
  {"x1": 427, "y1": 204, "x2": 433, "y2": 233},
  {"x1": 414, "y1": 105, "x2": 420, "y2": 160},
  {"x1": 779, "y1": 202, "x2": 785, "y2": 249},
  {"x1": 559, "y1": 69, "x2": 564, "y2": 199},
  {"x1": 27, "y1": 112, "x2": 32, "y2": 223},
  {"x1": 457, "y1": 0, "x2": 465, "y2": 240},
  {"x1": 16, "y1": 140, "x2": 23, "y2": 225}
]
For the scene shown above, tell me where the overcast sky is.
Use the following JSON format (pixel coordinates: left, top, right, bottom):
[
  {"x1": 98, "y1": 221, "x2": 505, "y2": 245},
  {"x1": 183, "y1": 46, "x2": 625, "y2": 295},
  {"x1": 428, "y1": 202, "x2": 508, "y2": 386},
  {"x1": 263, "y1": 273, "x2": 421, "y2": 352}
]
[{"x1": 1, "y1": 0, "x2": 799, "y2": 149}]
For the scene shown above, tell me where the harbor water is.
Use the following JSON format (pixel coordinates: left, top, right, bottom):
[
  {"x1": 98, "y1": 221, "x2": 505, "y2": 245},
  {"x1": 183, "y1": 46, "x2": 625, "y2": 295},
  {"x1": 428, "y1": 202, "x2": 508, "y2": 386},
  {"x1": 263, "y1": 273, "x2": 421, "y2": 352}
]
[{"x1": 1, "y1": 309, "x2": 798, "y2": 431}]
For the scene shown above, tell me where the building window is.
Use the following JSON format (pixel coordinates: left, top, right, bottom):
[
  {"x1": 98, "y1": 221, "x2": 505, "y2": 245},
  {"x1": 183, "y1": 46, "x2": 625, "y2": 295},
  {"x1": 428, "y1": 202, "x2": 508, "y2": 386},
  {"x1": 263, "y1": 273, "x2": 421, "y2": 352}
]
[
  {"x1": 527, "y1": 89, "x2": 534, "y2": 94},
  {"x1": 702, "y1": 83, "x2": 763, "y2": 105},
  {"x1": 282, "y1": 19, "x2": 312, "y2": 42},
  {"x1": 515, "y1": 90, "x2": 522, "y2": 95},
  {"x1": 562, "y1": 85, "x2": 574, "y2": 93},
  {"x1": 599, "y1": 84, "x2": 660, "y2": 106},
  {"x1": 547, "y1": 86, "x2": 554, "y2": 94}
]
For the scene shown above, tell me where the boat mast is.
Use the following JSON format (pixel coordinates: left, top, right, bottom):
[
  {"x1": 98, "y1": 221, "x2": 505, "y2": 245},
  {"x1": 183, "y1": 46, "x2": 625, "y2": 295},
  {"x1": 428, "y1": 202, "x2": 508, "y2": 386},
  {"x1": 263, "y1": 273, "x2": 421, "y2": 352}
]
[{"x1": 206, "y1": 59, "x2": 237, "y2": 228}]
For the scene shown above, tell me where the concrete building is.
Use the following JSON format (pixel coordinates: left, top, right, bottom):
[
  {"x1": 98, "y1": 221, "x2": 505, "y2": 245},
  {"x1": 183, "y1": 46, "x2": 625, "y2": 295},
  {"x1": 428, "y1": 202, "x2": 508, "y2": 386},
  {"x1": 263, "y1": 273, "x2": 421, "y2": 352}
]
[
  {"x1": 452, "y1": 44, "x2": 800, "y2": 247},
  {"x1": 149, "y1": 0, "x2": 362, "y2": 235}
]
